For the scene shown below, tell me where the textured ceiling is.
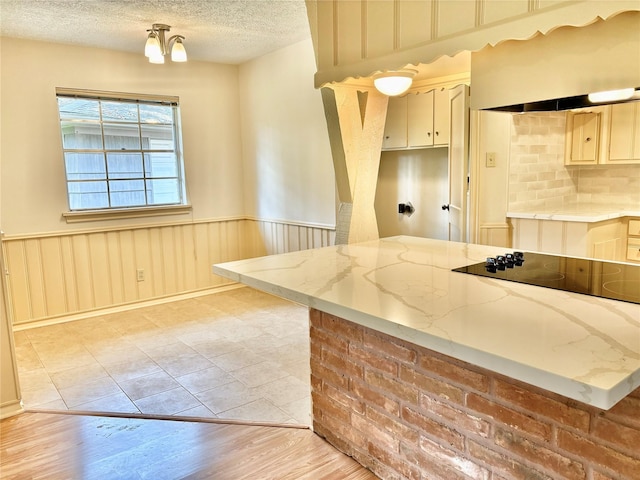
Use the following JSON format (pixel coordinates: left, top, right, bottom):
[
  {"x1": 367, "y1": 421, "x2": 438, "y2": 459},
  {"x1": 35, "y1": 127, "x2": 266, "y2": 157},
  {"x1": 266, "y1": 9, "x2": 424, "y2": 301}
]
[{"x1": 0, "y1": 0, "x2": 311, "y2": 64}]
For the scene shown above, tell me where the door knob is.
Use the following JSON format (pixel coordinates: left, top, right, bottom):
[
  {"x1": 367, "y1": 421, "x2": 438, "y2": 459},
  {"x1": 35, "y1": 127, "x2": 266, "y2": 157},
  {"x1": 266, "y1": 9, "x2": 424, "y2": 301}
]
[
  {"x1": 399, "y1": 202, "x2": 415, "y2": 216},
  {"x1": 441, "y1": 204, "x2": 450, "y2": 211}
]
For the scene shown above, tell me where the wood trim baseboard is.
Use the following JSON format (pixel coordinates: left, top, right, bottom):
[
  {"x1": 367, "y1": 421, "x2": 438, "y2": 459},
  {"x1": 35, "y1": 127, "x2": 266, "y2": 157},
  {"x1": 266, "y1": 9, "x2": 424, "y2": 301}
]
[
  {"x1": 1, "y1": 400, "x2": 24, "y2": 420},
  {"x1": 12, "y1": 284, "x2": 244, "y2": 331}
]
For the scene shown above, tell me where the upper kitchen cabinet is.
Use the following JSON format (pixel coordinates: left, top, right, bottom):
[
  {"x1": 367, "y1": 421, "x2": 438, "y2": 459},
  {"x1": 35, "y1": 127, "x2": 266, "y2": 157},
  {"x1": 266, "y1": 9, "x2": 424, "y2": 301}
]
[
  {"x1": 606, "y1": 101, "x2": 640, "y2": 164},
  {"x1": 565, "y1": 110, "x2": 601, "y2": 165},
  {"x1": 383, "y1": 89, "x2": 450, "y2": 151},
  {"x1": 565, "y1": 102, "x2": 640, "y2": 165},
  {"x1": 382, "y1": 94, "x2": 408, "y2": 150},
  {"x1": 408, "y1": 88, "x2": 450, "y2": 148}
]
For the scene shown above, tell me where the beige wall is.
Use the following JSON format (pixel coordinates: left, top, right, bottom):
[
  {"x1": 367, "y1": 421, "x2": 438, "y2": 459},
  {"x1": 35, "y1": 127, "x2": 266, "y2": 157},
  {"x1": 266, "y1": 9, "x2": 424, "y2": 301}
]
[
  {"x1": 0, "y1": 37, "x2": 244, "y2": 235},
  {"x1": 0, "y1": 37, "x2": 335, "y2": 233},
  {"x1": 239, "y1": 39, "x2": 335, "y2": 227},
  {"x1": 469, "y1": 111, "x2": 512, "y2": 247}
]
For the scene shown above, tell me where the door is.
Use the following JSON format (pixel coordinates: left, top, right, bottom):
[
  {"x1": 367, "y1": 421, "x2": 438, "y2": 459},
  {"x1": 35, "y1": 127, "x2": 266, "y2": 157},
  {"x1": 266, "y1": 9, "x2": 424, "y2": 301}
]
[
  {"x1": 447, "y1": 85, "x2": 470, "y2": 242},
  {"x1": 375, "y1": 149, "x2": 448, "y2": 240}
]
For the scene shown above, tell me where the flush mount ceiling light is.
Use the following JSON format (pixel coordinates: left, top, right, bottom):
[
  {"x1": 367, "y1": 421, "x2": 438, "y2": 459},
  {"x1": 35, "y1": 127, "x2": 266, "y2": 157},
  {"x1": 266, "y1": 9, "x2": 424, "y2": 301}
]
[
  {"x1": 144, "y1": 24, "x2": 187, "y2": 64},
  {"x1": 373, "y1": 70, "x2": 417, "y2": 96},
  {"x1": 587, "y1": 88, "x2": 635, "y2": 103}
]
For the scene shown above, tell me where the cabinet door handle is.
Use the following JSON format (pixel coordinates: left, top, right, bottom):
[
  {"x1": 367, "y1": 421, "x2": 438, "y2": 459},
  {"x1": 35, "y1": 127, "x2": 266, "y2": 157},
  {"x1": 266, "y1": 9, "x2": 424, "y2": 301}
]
[
  {"x1": 585, "y1": 137, "x2": 591, "y2": 142},
  {"x1": 435, "y1": 131, "x2": 439, "y2": 136}
]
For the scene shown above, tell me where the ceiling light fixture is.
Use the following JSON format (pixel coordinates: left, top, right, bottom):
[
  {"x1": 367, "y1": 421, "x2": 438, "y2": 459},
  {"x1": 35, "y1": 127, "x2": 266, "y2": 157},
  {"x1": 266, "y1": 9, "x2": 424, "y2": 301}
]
[
  {"x1": 587, "y1": 88, "x2": 634, "y2": 103},
  {"x1": 144, "y1": 24, "x2": 187, "y2": 64},
  {"x1": 373, "y1": 70, "x2": 417, "y2": 96}
]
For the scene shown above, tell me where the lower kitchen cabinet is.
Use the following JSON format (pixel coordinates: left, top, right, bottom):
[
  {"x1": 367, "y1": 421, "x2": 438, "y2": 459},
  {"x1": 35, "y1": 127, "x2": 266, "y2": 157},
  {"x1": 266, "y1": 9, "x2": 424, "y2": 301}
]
[
  {"x1": 510, "y1": 217, "x2": 624, "y2": 261},
  {"x1": 625, "y1": 218, "x2": 640, "y2": 263}
]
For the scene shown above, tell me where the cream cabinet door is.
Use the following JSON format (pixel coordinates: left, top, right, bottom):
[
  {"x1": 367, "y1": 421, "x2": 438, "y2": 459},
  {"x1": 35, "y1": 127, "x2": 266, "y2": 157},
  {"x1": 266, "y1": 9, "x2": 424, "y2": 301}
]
[
  {"x1": 433, "y1": 87, "x2": 450, "y2": 146},
  {"x1": 607, "y1": 102, "x2": 640, "y2": 164},
  {"x1": 565, "y1": 111, "x2": 600, "y2": 165},
  {"x1": 627, "y1": 218, "x2": 640, "y2": 263},
  {"x1": 382, "y1": 88, "x2": 451, "y2": 151},
  {"x1": 407, "y1": 91, "x2": 434, "y2": 147},
  {"x1": 382, "y1": 96, "x2": 408, "y2": 150}
]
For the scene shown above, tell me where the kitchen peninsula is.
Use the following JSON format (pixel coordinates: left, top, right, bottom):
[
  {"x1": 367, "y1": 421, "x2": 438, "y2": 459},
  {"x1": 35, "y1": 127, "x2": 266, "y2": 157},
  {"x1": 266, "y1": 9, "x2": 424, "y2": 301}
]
[{"x1": 214, "y1": 236, "x2": 640, "y2": 479}]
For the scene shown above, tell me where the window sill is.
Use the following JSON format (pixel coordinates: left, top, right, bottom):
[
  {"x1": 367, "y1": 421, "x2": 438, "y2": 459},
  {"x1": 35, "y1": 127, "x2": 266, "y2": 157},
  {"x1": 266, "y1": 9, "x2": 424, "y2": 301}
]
[{"x1": 62, "y1": 204, "x2": 192, "y2": 223}]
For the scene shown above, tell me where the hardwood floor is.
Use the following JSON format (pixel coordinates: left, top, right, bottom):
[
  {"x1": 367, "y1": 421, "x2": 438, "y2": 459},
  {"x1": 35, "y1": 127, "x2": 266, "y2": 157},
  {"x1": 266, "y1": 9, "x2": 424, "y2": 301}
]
[{"x1": 0, "y1": 411, "x2": 377, "y2": 479}]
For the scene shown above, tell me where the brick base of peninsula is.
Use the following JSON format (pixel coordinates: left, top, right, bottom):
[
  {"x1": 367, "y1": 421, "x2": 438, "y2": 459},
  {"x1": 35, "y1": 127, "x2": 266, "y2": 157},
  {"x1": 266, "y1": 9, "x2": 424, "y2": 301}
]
[{"x1": 309, "y1": 309, "x2": 640, "y2": 480}]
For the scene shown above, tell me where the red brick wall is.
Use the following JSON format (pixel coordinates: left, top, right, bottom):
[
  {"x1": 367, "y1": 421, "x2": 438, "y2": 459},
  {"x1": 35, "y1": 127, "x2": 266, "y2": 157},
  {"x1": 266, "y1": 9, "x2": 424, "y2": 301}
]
[{"x1": 309, "y1": 309, "x2": 640, "y2": 480}]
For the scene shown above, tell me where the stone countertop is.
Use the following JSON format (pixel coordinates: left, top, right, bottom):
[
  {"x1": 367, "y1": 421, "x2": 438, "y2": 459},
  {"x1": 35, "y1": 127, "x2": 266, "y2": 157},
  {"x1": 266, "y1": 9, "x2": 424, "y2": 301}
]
[
  {"x1": 506, "y1": 204, "x2": 640, "y2": 223},
  {"x1": 213, "y1": 236, "x2": 640, "y2": 410}
]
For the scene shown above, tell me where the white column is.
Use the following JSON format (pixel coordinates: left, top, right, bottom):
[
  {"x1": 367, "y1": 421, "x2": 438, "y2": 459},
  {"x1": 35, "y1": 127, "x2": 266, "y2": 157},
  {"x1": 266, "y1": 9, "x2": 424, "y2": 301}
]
[{"x1": 321, "y1": 85, "x2": 388, "y2": 244}]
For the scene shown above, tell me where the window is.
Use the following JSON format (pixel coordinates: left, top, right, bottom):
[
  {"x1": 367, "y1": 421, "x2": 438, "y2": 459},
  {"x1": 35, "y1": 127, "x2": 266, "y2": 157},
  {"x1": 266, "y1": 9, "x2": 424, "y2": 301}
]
[{"x1": 56, "y1": 89, "x2": 187, "y2": 213}]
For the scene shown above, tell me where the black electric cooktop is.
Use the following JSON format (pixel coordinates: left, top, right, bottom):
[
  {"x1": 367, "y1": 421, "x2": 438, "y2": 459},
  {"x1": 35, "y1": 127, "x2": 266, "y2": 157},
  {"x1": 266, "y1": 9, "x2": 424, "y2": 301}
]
[{"x1": 453, "y1": 252, "x2": 640, "y2": 305}]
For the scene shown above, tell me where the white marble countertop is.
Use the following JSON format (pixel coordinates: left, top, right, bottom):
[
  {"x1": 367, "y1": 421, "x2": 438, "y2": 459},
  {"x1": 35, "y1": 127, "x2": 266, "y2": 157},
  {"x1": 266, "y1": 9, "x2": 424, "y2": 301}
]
[
  {"x1": 507, "y1": 204, "x2": 640, "y2": 222},
  {"x1": 214, "y1": 236, "x2": 640, "y2": 410}
]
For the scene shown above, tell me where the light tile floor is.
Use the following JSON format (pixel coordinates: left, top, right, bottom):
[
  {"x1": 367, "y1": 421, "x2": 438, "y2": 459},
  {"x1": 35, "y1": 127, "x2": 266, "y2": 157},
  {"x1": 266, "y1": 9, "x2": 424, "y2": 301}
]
[{"x1": 14, "y1": 287, "x2": 312, "y2": 425}]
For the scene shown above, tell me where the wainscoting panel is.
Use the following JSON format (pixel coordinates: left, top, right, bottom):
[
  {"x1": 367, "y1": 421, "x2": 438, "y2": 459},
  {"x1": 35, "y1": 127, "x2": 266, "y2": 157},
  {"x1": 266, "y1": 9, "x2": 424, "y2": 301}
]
[
  {"x1": 2, "y1": 218, "x2": 335, "y2": 326},
  {"x1": 478, "y1": 223, "x2": 511, "y2": 248},
  {"x1": 3, "y1": 219, "x2": 257, "y2": 326},
  {"x1": 256, "y1": 219, "x2": 335, "y2": 255},
  {"x1": 509, "y1": 217, "x2": 625, "y2": 261}
]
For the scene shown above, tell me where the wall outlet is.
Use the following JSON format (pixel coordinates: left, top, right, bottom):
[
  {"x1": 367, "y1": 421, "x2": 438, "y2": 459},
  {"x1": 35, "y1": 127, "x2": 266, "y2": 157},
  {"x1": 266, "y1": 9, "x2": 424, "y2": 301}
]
[
  {"x1": 136, "y1": 269, "x2": 145, "y2": 282},
  {"x1": 486, "y1": 152, "x2": 497, "y2": 168}
]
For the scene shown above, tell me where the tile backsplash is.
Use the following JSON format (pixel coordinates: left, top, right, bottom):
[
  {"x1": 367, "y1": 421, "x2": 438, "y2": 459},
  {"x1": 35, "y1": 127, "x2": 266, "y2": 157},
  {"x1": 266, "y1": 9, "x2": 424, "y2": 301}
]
[{"x1": 508, "y1": 112, "x2": 640, "y2": 211}]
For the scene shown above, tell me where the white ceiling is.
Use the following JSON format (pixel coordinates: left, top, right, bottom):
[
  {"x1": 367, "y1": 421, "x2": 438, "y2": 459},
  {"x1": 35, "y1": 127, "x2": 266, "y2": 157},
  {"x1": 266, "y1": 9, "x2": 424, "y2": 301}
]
[{"x1": 0, "y1": 0, "x2": 311, "y2": 65}]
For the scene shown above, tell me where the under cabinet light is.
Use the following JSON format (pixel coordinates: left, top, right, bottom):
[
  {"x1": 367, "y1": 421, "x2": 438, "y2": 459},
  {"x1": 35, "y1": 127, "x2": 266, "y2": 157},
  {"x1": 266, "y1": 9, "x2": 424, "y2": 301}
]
[{"x1": 588, "y1": 88, "x2": 634, "y2": 103}]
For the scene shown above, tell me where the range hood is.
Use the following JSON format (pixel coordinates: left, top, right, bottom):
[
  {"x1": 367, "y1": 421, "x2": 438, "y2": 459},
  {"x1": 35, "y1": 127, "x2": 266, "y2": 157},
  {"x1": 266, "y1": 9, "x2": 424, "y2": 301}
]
[
  {"x1": 488, "y1": 89, "x2": 640, "y2": 113},
  {"x1": 471, "y1": 11, "x2": 640, "y2": 112}
]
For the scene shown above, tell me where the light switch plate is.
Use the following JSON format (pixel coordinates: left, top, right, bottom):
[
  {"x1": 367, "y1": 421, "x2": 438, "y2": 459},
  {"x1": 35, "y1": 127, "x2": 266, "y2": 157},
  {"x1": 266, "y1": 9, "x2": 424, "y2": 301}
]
[{"x1": 486, "y1": 152, "x2": 497, "y2": 167}]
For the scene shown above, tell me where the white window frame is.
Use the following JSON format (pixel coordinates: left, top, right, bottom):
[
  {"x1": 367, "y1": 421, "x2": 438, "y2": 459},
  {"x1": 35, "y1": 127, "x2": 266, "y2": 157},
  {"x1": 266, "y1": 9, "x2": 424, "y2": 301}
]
[{"x1": 56, "y1": 88, "x2": 191, "y2": 222}]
